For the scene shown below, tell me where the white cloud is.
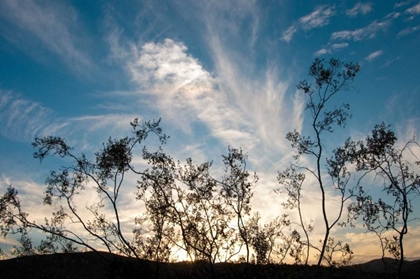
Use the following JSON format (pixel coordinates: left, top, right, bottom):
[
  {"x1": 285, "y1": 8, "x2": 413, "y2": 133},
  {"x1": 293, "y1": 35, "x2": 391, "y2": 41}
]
[
  {"x1": 314, "y1": 43, "x2": 348, "y2": 56},
  {"x1": 283, "y1": 5, "x2": 335, "y2": 42},
  {"x1": 282, "y1": 25, "x2": 298, "y2": 43},
  {"x1": 122, "y1": 38, "x2": 256, "y2": 151},
  {"x1": 124, "y1": 37, "x2": 303, "y2": 160},
  {"x1": 346, "y1": 2, "x2": 373, "y2": 17},
  {"x1": 365, "y1": 50, "x2": 384, "y2": 61},
  {"x1": 299, "y1": 6, "x2": 335, "y2": 30},
  {"x1": 394, "y1": 1, "x2": 411, "y2": 8},
  {"x1": 331, "y1": 20, "x2": 390, "y2": 41},
  {"x1": 0, "y1": 0, "x2": 93, "y2": 74},
  {"x1": 386, "y1": 11, "x2": 401, "y2": 19},
  {"x1": 397, "y1": 25, "x2": 420, "y2": 36},
  {"x1": 132, "y1": 39, "x2": 214, "y2": 94},
  {"x1": 315, "y1": 48, "x2": 328, "y2": 56},
  {"x1": 406, "y1": 2, "x2": 420, "y2": 15},
  {"x1": 330, "y1": 43, "x2": 349, "y2": 50},
  {"x1": 105, "y1": 0, "x2": 306, "y2": 170}
]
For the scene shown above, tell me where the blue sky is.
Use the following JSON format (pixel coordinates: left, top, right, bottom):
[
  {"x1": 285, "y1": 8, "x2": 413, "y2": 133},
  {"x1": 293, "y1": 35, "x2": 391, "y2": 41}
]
[{"x1": 1, "y1": 0, "x2": 420, "y2": 263}]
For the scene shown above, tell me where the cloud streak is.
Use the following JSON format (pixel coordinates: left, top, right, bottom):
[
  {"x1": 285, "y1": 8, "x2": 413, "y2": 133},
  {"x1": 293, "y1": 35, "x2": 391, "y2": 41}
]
[
  {"x1": 365, "y1": 50, "x2": 384, "y2": 61},
  {"x1": 299, "y1": 6, "x2": 335, "y2": 30},
  {"x1": 283, "y1": 5, "x2": 335, "y2": 42},
  {"x1": 331, "y1": 20, "x2": 390, "y2": 41},
  {"x1": 0, "y1": 90, "x2": 56, "y2": 142},
  {"x1": 398, "y1": 25, "x2": 420, "y2": 36},
  {"x1": 394, "y1": 1, "x2": 411, "y2": 9},
  {"x1": 346, "y1": 2, "x2": 373, "y2": 17},
  {"x1": 0, "y1": 0, "x2": 93, "y2": 74},
  {"x1": 315, "y1": 43, "x2": 349, "y2": 56},
  {"x1": 406, "y1": 2, "x2": 420, "y2": 15},
  {"x1": 0, "y1": 90, "x2": 138, "y2": 151}
]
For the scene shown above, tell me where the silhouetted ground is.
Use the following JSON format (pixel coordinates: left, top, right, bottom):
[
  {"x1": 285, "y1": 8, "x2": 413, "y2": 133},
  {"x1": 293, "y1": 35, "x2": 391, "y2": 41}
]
[{"x1": 0, "y1": 252, "x2": 419, "y2": 279}]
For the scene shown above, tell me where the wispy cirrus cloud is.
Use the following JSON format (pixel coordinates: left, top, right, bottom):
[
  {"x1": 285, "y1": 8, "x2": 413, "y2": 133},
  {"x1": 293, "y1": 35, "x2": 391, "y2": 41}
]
[
  {"x1": 346, "y1": 2, "x2": 373, "y2": 17},
  {"x1": 0, "y1": 90, "x2": 137, "y2": 149},
  {"x1": 299, "y1": 5, "x2": 335, "y2": 30},
  {"x1": 381, "y1": 56, "x2": 400, "y2": 68},
  {"x1": 398, "y1": 25, "x2": 420, "y2": 36},
  {"x1": 282, "y1": 25, "x2": 298, "y2": 43},
  {"x1": 282, "y1": 5, "x2": 335, "y2": 42},
  {"x1": 385, "y1": 11, "x2": 401, "y2": 19},
  {"x1": 365, "y1": 50, "x2": 384, "y2": 61},
  {"x1": 129, "y1": 39, "x2": 257, "y2": 148},
  {"x1": 0, "y1": 0, "x2": 93, "y2": 74},
  {"x1": 331, "y1": 19, "x2": 390, "y2": 41},
  {"x1": 122, "y1": 37, "x2": 300, "y2": 158},
  {"x1": 406, "y1": 2, "x2": 420, "y2": 15},
  {"x1": 110, "y1": 35, "x2": 257, "y2": 150},
  {"x1": 200, "y1": 0, "x2": 305, "y2": 169},
  {"x1": 330, "y1": 43, "x2": 349, "y2": 51},
  {"x1": 0, "y1": 90, "x2": 56, "y2": 142},
  {"x1": 314, "y1": 43, "x2": 348, "y2": 56},
  {"x1": 107, "y1": 1, "x2": 305, "y2": 171},
  {"x1": 394, "y1": 1, "x2": 412, "y2": 9}
]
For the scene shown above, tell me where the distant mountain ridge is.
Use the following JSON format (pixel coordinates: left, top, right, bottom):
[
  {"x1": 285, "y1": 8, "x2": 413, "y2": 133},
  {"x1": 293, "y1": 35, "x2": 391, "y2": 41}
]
[
  {"x1": 350, "y1": 257, "x2": 420, "y2": 275},
  {"x1": 0, "y1": 251, "x2": 419, "y2": 279}
]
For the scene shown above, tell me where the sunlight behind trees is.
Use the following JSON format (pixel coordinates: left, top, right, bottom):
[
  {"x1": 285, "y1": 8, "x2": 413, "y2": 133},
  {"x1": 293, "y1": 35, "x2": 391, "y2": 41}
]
[{"x1": 0, "y1": 59, "x2": 419, "y2": 279}]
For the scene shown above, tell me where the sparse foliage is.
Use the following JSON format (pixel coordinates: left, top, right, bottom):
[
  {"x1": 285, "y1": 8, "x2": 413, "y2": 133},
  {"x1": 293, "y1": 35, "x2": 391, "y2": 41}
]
[
  {"x1": 0, "y1": 118, "x2": 273, "y2": 278},
  {"x1": 277, "y1": 166, "x2": 313, "y2": 264},
  {"x1": 1, "y1": 56, "x2": 418, "y2": 279},
  {"x1": 278, "y1": 58, "x2": 360, "y2": 266},
  {"x1": 246, "y1": 212, "x2": 290, "y2": 264},
  {"x1": 219, "y1": 147, "x2": 257, "y2": 263},
  {"x1": 347, "y1": 122, "x2": 420, "y2": 276},
  {"x1": 1, "y1": 119, "x2": 168, "y2": 261}
]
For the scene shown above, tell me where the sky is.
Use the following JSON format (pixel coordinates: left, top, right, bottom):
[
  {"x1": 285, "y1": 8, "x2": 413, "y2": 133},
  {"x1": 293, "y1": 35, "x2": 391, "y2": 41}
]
[{"x1": 0, "y1": 0, "x2": 420, "y2": 264}]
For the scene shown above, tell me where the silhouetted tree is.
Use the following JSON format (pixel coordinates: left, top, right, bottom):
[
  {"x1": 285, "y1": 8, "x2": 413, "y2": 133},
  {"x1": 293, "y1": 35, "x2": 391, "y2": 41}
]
[
  {"x1": 280, "y1": 58, "x2": 360, "y2": 266},
  {"x1": 219, "y1": 147, "x2": 257, "y2": 263},
  {"x1": 246, "y1": 212, "x2": 289, "y2": 264},
  {"x1": 136, "y1": 146, "x2": 260, "y2": 277},
  {"x1": 277, "y1": 166, "x2": 313, "y2": 264},
  {"x1": 0, "y1": 118, "x2": 269, "y2": 279},
  {"x1": 347, "y1": 123, "x2": 420, "y2": 276},
  {"x1": 0, "y1": 119, "x2": 167, "y2": 261}
]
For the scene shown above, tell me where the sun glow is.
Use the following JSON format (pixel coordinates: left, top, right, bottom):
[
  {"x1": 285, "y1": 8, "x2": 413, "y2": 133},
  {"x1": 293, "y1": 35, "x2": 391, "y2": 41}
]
[{"x1": 171, "y1": 248, "x2": 191, "y2": 262}]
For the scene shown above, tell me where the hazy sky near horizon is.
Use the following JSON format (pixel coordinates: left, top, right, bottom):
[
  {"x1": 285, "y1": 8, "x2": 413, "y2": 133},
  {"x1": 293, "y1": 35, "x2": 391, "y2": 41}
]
[{"x1": 1, "y1": 0, "x2": 420, "y2": 263}]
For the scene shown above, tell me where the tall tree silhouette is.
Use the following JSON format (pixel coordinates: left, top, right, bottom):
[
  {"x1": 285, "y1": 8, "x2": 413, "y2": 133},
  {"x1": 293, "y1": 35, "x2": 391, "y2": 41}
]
[{"x1": 279, "y1": 58, "x2": 360, "y2": 266}]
